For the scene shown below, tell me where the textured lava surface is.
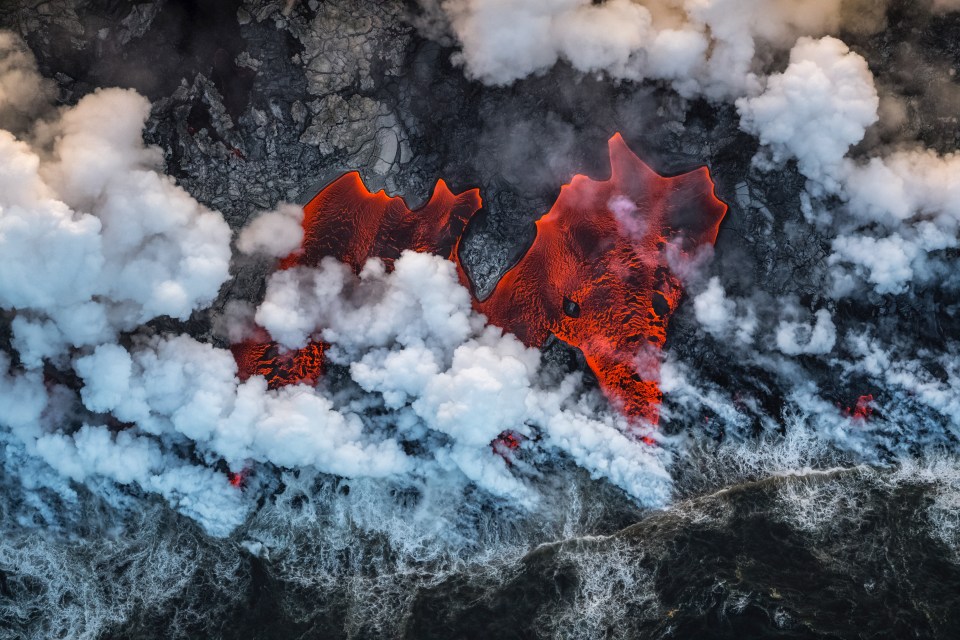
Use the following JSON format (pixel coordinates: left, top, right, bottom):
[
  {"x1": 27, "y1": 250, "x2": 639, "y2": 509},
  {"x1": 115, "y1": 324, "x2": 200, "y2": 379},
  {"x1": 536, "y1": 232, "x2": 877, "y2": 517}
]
[
  {"x1": 231, "y1": 338, "x2": 326, "y2": 389},
  {"x1": 281, "y1": 171, "x2": 482, "y2": 270},
  {"x1": 234, "y1": 174, "x2": 482, "y2": 385},
  {"x1": 474, "y1": 134, "x2": 727, "y2": 423}
]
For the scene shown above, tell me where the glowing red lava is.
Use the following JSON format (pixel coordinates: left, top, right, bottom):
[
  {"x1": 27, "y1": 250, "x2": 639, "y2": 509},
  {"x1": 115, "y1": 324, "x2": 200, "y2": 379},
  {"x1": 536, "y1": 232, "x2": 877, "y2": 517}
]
[
  {"x1": 473, "y1": 134, "x2": 727, "y2": 423},
  {"x1": 234, "y1": 135, "x2": 728, "y2": 427},
  {"x1": 280, "y1": 171, "x2": 481, "y2": 271},
  {"x1": 231, "y1": 338, "x2": 325, "y2": 390},
  {"x1": 234, "y1": 174, "x2": 482, "y2": 385},
  {"x1": 846, "y1": 394, "x2": 875, "y2": 421},
  {"x1": 227, "y1": 468, "x2": 249, "y2": 488},
  {"x1": 491, "y1": 429, "x2": 525, "y2": 464}
]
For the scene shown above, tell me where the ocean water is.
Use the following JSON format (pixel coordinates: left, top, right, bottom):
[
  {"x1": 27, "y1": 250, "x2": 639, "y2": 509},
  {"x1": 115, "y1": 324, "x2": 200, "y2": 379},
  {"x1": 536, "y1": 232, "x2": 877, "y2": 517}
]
[{"x1": 3, "y1": 429, "x2": 959, "y2": 640}]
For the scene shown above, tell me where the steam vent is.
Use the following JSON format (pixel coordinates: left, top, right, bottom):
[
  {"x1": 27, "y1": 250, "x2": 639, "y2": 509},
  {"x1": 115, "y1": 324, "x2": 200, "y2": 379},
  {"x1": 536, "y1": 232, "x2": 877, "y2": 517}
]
[{"x1": 2, "y1": 2, "x2": 960, "y2": 639}]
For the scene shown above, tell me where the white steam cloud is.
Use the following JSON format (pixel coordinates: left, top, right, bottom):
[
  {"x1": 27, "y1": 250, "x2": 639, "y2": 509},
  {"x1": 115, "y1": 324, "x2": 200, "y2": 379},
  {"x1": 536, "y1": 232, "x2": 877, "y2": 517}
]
[
  {"x1": 693, "y1": 276, "x2": 756, "y2": 344},
  {"x1": 0, "y1": 32, "x2": 670, "y2": 535},
  {"x1": 421, "y1": 0, "x2": 861, "y2": 99},
  {"x1": 730, "y1": 33, "x2": 959, "y2": 297},
  {"x1": 737, "y1": 36, "x2": 879, "y2": 191},
  {"x1": 776, "y1": 308, "x2": 837, "y2": 356},
  {"x1": 236, "y1": 202, "x2": 304, "y2": 257},
  {"x1": 0, "y1": 33, "x2": 243, "y2": 534},
  {"x1": 0, "y1": 83, "x2": 232, "y2": 367},
  {"x1": 55, "y1": 250, "x2": 672, "y2": 530},
  {"x1": 253, "y1": 251, "x2": 671, "y2": 505}
]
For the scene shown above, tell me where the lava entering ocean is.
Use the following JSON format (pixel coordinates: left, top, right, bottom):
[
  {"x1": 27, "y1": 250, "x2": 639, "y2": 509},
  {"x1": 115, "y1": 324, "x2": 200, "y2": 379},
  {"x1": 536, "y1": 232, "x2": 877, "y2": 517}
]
[{"x1": 235, "y1": 134, "x2": 727, "y2": 424}]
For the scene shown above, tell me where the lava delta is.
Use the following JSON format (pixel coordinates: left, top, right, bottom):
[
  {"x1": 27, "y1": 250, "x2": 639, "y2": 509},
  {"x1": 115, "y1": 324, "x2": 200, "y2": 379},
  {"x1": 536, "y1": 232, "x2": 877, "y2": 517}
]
[{"x1": 234, "y1": 134, "x2": 727, "y2": 424}]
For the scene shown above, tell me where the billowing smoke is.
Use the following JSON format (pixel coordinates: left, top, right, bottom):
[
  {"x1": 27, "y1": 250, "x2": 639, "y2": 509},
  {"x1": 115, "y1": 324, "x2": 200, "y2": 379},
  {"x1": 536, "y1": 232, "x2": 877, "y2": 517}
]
[
  {"x1": 692, "y1": 276, "x2": 756, "y2": 344},
  {"x1": 417, "y1": 0, "x2": 882, "y2": 98},
  {"x1": 0, "y1": 84, "x2": 232, "y2": 366},
  {"x1": 0, "y1": 32, "x2": 244, "y2": 533},
  {"x1": 236, "y1": 202, "x2": 304, "y2": 257},
  {"x1": 0, "y1": 31, "x2": 669, "y2": 537},
  {"x1": 736, "y1": 36, "x2": 879, "y2": 189},
  {"x1": 246, "y1": 250, "x2": 671, "y2": 505},
  {"x1": 735, "y1": 34, "x2": 960, "y2": 296},
  {"x1": 2, "y1": 2, "x2": 960, "y2": 637},
  {"x1": 419, "y1": 0, "x2": 960, "y2": 456}
]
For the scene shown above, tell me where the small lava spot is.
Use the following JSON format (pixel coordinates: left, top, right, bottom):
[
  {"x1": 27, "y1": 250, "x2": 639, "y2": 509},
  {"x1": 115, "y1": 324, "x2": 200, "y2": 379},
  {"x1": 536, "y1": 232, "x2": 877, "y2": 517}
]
[
  {"x1": 845, "y1": 394, "x2": 875, "y2": 422},
  {"x1": 227, "y1": 468, "x2": 249, "y2": 489}
]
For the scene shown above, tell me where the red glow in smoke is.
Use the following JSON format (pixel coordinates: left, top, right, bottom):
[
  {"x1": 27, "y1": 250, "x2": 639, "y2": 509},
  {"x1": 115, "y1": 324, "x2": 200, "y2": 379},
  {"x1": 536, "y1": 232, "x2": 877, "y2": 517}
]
[
  {"x1": 234, "y1": 135, "x2": 728, "y2": 426},
  {"x1": 473, "y1": 134, "x2": 727, "y2": 423},
  {"x1": 491, "y1": 430, "x2": 525, "y2": 463},
  {"x1": 846, "y1": 394, "x2": 875, "y2": 421},
  {"x1": 227, "y1": 468, "x2": 249, "y2": 489}
]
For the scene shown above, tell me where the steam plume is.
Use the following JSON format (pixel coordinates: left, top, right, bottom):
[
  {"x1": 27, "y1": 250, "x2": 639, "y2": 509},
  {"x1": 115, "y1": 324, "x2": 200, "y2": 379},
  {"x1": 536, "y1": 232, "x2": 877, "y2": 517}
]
[{"x1": 0, "y1": 32, "x2": 669, "y2": 534}]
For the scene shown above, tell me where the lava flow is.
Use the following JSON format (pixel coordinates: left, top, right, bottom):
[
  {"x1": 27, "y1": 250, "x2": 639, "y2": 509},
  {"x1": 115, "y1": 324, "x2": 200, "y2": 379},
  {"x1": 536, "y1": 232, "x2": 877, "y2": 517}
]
[
  {"x1": 235, "y1": 135, "x2": 727, "y2": 424},
  {"x1": 845, "y1": 394, "x2": 875, "y2": 421},
  {"x1": 231, "y1": 337, "x2": 325, "y2": 390},
  {"x1": 473, "y1": 134, "x2": 727, "y2": 423},
  {"x1": 234, "y1": 173, "x2": 481, "y2": 386},
  {"x1": 281, "y1": 171, "x2": 481, "y2": 270}
]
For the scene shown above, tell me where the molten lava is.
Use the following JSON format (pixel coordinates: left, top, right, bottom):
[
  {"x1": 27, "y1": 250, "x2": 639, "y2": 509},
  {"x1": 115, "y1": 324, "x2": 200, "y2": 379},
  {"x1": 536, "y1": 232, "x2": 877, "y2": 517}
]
[
  {"x1": 234, "y1": 174, "x2": 482, "y2": 385},
  {"x1": 231, "y1": 339, "x2": 325, "y2": 390},
  {"x1": 846, "y1": 394, "x2": 875, "y2": 421},
  {"x1": 235, "y1": 135, "x2": 728, "y2": 426},
  {"x1": 281, "y1": 171, "x2": 481, "y2": 271},
  {"x1": 473, "y1": 134, "x2": 727, "y2": 423},
  {"x1": 491, "y1": 430, "x2": 525, "y2": 464}
]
